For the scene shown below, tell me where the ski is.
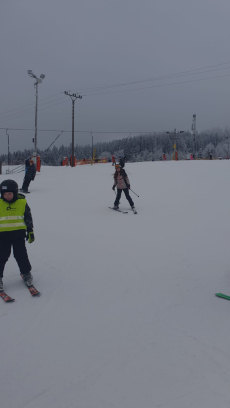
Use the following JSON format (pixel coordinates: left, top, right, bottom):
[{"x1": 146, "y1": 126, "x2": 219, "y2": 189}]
[
  {"x1": 19, "y1": 189, "x2": 30, "y2": 193},
  {"x1": 26, "y1": 285, "x2": 40, "y2": 296},
  {"x1": 215, "y1": 293, "x2": 230, "y2": 300},
  {"x1": 108, "y1": 207, "x2": 128, "y2": 214},
  {"x1": 132, "y1": 208, "x2": 137, "y2": 214},
  {"x1": 20, "y1": 275, "x2": 40, "y2": 296},
  {"x1": 0, "y1": 292, "x2": 15, "y2": 302}
]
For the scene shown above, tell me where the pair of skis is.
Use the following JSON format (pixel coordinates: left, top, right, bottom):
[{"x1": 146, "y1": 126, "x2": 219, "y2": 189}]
[
  {"x1": 0, "y1": 282, "x2": 40, "y2": 303},
  {"x1": 108, "y1": 207, "x2": 137, "y2": 214}
]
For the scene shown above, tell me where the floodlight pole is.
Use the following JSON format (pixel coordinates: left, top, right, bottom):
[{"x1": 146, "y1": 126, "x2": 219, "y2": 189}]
[
  {"x1": 28, "y1": 70, "x2": 45, "y2": 165},
  {"x1": 34, "y1": 81, "x2": 38, "y2": 161},
  {"x1": 6, "y1": 128, "x2": 9, "y2": 170},
  {"x1": 64, "y1": 92, "x2": 82, "y2": 167}
]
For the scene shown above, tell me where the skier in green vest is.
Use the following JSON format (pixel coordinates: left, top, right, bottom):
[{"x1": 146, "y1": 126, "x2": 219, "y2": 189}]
[{"x1": 0, "y1": 180, "x2": 35, "y2": 293}]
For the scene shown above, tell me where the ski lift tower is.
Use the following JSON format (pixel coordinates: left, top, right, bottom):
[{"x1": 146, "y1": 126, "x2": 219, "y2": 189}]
[{"x1": 191, "y1": 114, "x2": 196, "y2": 159}]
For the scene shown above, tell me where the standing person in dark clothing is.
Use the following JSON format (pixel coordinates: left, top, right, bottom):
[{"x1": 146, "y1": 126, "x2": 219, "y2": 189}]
[
  {"x1": 119, "y1": 156, "x2": 125, "y2": 168},
  {"x1": 21, "y1": 160, "x2": 36, "y2": 193},
  {"x1": 112, "y1": 164, "x2": 136, "y2": 213},
  {"x1": 0, "y1": 180, "x2": 35, "y2": 293}
]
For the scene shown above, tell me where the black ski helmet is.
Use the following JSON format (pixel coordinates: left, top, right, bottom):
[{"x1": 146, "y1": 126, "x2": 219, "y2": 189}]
[{"x1": 0, "y1": 179, "x2": 18, "y2": 199}]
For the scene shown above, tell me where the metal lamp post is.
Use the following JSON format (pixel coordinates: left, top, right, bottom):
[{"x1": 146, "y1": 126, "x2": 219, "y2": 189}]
[
  {"x1": 28, "y1": 70, "x2": 45, "y2": 165},
  {"x1": 6, "y1": 129, "x2": 9, "y2": 172}
]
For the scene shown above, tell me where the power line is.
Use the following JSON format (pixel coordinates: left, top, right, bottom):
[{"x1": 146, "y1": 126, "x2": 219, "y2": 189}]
[
  {"x1": 82, "y1": 72, "x2": 230, "y2": 97},
  {"x1": 1, "y1": 60, "x2": 230, "y2": 118},
  {"x1": 0, "y1": 97, "x2": 69, "y2": 124},
  {"x1": 0, "y1": 92, "x2": 63, "y2": 117},
  {"x1": 0, "y1": 127, "x2": 150, "y2": 134},
  {"x1": 74, "y1": 61, "x2": 230, "y2": 92},
  {"x1": 0, "y1": 95, "x2": 66, "y2": 120},
  {"x1": 1, "y1": 70, "x2": 229, "y2": 124}
]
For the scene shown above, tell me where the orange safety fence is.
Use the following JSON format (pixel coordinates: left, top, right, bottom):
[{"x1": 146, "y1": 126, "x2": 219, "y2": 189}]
[{"x1": 76, "y1": 158, "x2": 108, "y2": 165}]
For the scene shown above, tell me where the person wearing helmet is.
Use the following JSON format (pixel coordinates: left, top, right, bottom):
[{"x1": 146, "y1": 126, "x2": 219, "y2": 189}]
[
  {"x1": 21, "y1": 160, "x2": 36, "y2": 193},
  {"x1": 0, "y1": 180, "x2": 35, "y2": 293},
  {"x1": 112, "y1": 165, "x2": 136, "y2": 212}
]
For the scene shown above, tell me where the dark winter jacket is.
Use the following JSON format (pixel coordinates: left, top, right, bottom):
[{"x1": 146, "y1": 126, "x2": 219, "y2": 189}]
[
  {"x1": 25, "y1": 164, "x2": 36, "y2": 180},
  {"x1": 119, "y1": 157, "x2": 125, "y2": 168},
  {"x1": 0, "y1": 194, "x2": 34, "y2": 241}
]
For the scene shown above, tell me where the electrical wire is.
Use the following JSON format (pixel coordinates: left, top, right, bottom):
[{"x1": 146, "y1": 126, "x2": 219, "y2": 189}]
[
  {"x1": 0, "y1": 127, "x2": 142, "y2": 134},
  {"x1": 0, "y1": 92, "x2": 64, "y2": 118},
  {"x1": 74, "y1": 61, "x2": 230, "y2": 92},
  {"x1": 0, "y1": 98, "x2": 69, "y2": 125},
  {"x1": 1, "y1": 60, "x2": 230, "y2": 124},
  {"x1": 1, "y1": 61, "x2": 230, "y2": 118},
  {"x1": 82, "y1": 72, "x2": 230, "y2": 97},
  {"x1": 0, "y1": 95, "x2": 66, "y2": 120}
]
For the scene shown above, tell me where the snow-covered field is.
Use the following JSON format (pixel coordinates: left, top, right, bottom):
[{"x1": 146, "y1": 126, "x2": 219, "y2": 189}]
[{"x1": 1, "y1": 160, "x2": 230, "y2": 408}]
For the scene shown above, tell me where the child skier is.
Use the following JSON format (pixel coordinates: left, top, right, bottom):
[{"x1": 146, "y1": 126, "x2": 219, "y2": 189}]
[
  {"x1": 112, "y1": 164, "x2": 136, "y2": 212},
  {"x1": 0, "y1": 180, "x2": 35, "y2": 293}
]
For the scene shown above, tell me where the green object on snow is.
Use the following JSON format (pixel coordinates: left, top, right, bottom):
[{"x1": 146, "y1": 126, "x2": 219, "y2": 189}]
[{"x1": 215, "y1": 293, "x2": 230, "y2": 300}]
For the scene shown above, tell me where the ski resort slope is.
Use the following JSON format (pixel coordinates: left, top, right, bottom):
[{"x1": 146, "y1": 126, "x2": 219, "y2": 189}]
[{"x1": 1, "y1": 160, "x2": 230, "y2": 408}]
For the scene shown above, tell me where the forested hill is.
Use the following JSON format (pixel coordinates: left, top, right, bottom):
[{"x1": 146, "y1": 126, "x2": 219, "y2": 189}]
[{"x1": 1, "y1": 128, "x2": 230, "y2": 165}]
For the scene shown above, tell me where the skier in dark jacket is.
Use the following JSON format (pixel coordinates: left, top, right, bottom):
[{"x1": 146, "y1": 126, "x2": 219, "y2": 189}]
[
  {"x1": 119, "y1": 156, "x2": 125, "y2": 168},
  {"x1": 21, "y1": 160, "x2": 36, "y2": 193},
  {"x1": 0, "y1": 180, "x2": 35, "y2": 293}
]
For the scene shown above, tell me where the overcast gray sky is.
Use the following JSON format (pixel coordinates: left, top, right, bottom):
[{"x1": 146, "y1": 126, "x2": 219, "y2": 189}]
[{"x1": 1, "y1": 0, "x2": 230, "y2": 154}]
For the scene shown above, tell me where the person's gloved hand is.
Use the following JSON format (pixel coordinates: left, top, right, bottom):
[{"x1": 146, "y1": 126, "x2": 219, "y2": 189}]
[
  {"x1": 112, "y1": 186, "x2": 115, "y2": 190},
  {"x1": 26, "y1": 231, "x2": 35, "y2": 244},
  {"x1": 127, "y1": 185, "x2": 130, "y2": 189}
]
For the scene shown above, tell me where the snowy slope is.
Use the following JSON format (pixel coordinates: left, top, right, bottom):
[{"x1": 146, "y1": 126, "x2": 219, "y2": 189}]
[{"x1": 1, "y1": 160, "x2": 230, "y2": 408}]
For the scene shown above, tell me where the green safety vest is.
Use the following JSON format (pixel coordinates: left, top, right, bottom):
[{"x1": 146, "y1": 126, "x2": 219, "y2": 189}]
[{"x1": 0, "y1": 198, "x2": 26, "y2": 232}]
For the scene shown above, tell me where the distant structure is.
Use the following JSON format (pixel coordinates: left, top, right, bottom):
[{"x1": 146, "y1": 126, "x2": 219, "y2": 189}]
[{"x1": 191, "y1": 114, "x2": 196, "y2": 158}]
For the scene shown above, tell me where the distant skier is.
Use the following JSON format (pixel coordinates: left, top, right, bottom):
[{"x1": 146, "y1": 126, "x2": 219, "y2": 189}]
[
  {"x1": 112, "y1": 164, "x2": 136, "y2": 212},
  {"x1": 0, "y1": 180, "x2": 35, "y2": 293},
  {"x1": 119, "y1": 156, "x2": 125, "y2": 168},
  {"x1": 21, "y1": 160, "x2": 36, "y2": 193},
  {"x1": 111, "y1": 155, "x2": 116, "y2": 166}
]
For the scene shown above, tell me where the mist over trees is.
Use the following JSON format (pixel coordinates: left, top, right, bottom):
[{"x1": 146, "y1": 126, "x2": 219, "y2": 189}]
[{"x1": 1, "y1": 128, "x2": 230, "y2": 165}]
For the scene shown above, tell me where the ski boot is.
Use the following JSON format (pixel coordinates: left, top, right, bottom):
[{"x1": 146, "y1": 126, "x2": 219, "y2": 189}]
[
  {"x1": 0, "y1": 278, "x2": 3, "y2": 292},
  {"x1": 21, "y1": 272, "x2": 33, "y2": 287}
]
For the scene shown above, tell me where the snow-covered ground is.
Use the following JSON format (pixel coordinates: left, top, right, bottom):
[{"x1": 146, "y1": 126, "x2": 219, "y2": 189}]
[{"x1": 1, "y1": 160, "x2": 230, "y2": 408}]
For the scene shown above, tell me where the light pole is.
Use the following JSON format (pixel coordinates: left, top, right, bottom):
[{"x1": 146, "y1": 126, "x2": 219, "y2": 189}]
[
  {"x1": 91, "y1": 132, "x2": 94, "y2": 159},
  {"x1": 166, "y1": 129, "x2": 184, "y2": 160},
  {"x1": 28, "y1": 70, "x2": 45, "y2": 165},
  {"x1": 6, "y1": 128, "x2": 9, "y2": 171},
  {"x1": 64, "y1": 92, "x2": 82, "y2": 167}
]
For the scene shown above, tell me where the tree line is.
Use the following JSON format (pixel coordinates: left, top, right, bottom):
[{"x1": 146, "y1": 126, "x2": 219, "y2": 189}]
[{"x1": 1, "y1": 128, "x2": 230, "y2": 166}]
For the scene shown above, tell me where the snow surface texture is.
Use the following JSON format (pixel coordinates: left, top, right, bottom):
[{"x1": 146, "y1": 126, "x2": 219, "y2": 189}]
[{"x1": 1, "y1": 161, "x2": 230, "y2": 408}]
